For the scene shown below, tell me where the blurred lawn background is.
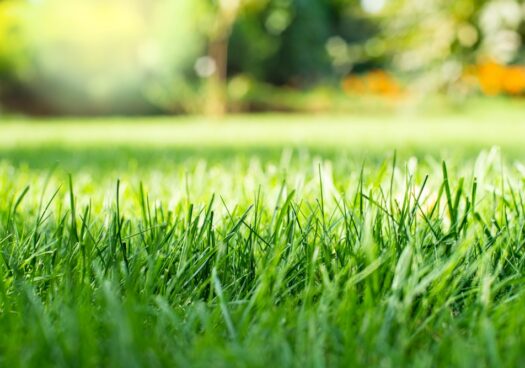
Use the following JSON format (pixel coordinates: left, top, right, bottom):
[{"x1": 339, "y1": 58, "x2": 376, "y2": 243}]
[
  {"x1": 1, "y1": 0, "x2": 525, "y2": 116},
  {"x1": 1, "y1": 98, "x2": 524, "y2": 174}
]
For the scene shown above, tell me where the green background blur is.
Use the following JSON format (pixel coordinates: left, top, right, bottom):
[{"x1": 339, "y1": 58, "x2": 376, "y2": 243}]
[{"x1": 1, "y1": 0, "x2": 525, "y2": 115}]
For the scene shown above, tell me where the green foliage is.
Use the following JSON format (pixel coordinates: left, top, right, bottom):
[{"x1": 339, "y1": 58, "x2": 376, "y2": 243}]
[{"x1": 228, "y1": 0, "x2": 380, "y2": 85}]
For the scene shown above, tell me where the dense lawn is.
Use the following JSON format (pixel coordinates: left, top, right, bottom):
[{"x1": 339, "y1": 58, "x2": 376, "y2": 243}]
[{"x1": 2, "y1": 113, "x2": 525, "y2": 367}]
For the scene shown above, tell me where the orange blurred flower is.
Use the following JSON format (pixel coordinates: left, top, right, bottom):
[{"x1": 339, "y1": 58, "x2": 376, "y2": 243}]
[
  {"x1": 474, "y1": 60, "x2": 525, "y2": 96},
  {"x1": 476, "y1": 61, "x2": 506, "y2": 96},
  {"x1": 342, "y1": 70, "x2": 403, "y2": 98},
  {"x1": 502, "y1": 66, "x2": 525, "y2": 95}
]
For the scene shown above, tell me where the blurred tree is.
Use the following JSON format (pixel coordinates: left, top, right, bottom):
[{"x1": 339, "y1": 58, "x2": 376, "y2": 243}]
[
  {"x1": 201, "y1": 0, "x2": 272, "y2": 115},
  {"x1": 228, "y1": 0, "x2": 381, "y2": 86},
  {"x1": 263, "y1": 0, "x2": 332, "y2": 86},
  {"x1": 269, "y1": 0, "x2": 333, "y2": 85}
]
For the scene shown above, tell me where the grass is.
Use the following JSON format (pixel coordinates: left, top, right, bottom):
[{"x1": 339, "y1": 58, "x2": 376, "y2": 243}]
[
  {"x1": 2, "y1": 112, "x2": 525, "y2": 367},
  {"x1": 3, "y1": 110, "x2": 525, "y2": 151}
]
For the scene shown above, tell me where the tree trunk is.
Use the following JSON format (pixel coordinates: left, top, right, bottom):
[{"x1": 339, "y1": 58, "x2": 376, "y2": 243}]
[
  {"x1": 204, "y1": 1, "x2": 239, "y2": 117},
  {"x1": 206, "y1": 35, "x2": 229, "y2": 116}
]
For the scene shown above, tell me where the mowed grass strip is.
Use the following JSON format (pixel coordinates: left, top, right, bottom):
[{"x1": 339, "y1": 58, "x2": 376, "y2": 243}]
[{"x1": 1, "y1": 147, "x2": 525, "y2": 367}]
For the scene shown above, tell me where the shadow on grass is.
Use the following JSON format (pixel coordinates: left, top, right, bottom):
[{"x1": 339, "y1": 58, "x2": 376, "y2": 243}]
[{"x1": 1, "y1": 142, "x2": 523, "y2": 173}]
